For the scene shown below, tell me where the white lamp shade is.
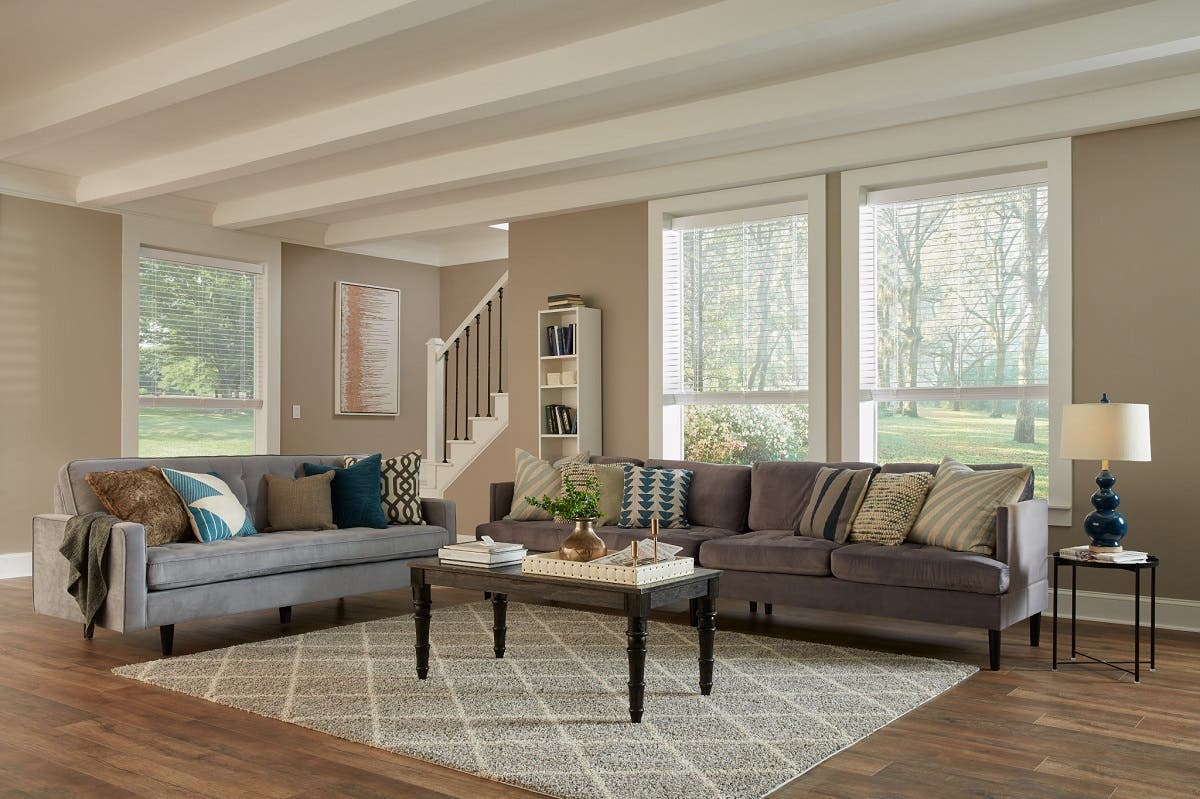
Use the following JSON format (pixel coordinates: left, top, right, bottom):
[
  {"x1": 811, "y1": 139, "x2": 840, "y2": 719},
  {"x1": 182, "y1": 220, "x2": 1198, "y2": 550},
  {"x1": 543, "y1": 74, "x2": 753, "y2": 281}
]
[{"x1": 1060, "y1": 402, "x2": 1151, "y2": 462}]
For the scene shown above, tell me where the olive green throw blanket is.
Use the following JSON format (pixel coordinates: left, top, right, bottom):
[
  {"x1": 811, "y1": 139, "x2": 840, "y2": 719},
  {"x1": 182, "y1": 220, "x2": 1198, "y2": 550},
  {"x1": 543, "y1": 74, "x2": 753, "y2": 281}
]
[{"x1": 60, "y1": 511, "x2": 121, "y2": 626}]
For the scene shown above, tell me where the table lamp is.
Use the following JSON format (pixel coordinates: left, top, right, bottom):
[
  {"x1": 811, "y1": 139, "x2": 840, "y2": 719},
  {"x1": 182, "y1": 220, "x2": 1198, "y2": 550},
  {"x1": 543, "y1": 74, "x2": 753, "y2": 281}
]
[{"x1": 1060, "y1": 394, "x2": 1151, "y2": 553}]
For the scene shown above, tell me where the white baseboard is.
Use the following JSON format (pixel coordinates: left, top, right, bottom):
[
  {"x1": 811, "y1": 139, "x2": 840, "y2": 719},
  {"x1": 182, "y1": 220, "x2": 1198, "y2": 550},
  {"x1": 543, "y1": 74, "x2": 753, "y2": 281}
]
[
  {"x1": 1050, "y1": 587, "x2": 1200, "y2": 633},
  {"x1": 0, "y1": 552, "x2": 32, "y2": 579}
]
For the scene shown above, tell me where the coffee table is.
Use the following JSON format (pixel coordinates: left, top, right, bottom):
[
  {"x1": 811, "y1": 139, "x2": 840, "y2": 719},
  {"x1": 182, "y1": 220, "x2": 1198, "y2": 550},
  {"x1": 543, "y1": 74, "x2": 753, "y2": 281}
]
[{"x1": 408, "y1": 559, "x2": 721, "y2": 722}]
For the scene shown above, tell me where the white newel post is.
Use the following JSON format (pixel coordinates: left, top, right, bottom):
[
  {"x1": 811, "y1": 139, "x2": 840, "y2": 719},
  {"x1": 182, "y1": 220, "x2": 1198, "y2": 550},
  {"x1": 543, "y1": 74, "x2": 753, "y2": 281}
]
[{"x1": 426, "y1": 338, "x2": 446, "y2": 464}]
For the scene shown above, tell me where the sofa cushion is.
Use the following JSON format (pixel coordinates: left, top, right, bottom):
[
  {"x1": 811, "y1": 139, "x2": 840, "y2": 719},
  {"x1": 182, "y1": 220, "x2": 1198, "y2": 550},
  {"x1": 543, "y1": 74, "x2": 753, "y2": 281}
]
[
  {"x1": 849, "y1": 471, "x2": 934, "y2": 546},
  {"x1": 908, "y1": 458, "x2": 1032, "y2": 555},
  {"x1": 84, "y1": 466, "x2": 191, "y2": 547},
  {"x1": 346, "y1": 452, "x2": 424, "y2": 525},
  {"x1": 881, "y1": 461, "x2": 1034, "y2": 502},
  {"x1": 161, "y1": 468, "x2": 258, "y2": 542},
  {"x1": 475, "y1": 520, "x2": 732, "y2": 559},
  {"x1": 644, "y1": 459, "x2": 750, "y2": 532},
  {"x1": 264, "y1": 471, "x2": 336, "y2": 533},
  {"x1": 304, "y1": 454, "x2": 388, "y2": 529},
  {"x1": 506, "y1": 449, "x2": 589, "y2": 520},
  {"x1": 830, "y1": 542, "x2": 1010, "y2": 595},
  {"x1": 698, "y1": 531, "x2": 839, "y2": 576},
  {"x1": 796, "y1": 467, "x2": 873, "y2": 543},
  {"x1": 560, "y1": 462, "x2": 625, "y2": 525},
  {"x1": 748, "y1": 461, "x2": 878, "y2": 531},
  {"x1": 619, "y1": 465, "x2": 693, "y2": 528},
  {"x1": 145, "y1": 525, "x2": 449, "y2": 591}
]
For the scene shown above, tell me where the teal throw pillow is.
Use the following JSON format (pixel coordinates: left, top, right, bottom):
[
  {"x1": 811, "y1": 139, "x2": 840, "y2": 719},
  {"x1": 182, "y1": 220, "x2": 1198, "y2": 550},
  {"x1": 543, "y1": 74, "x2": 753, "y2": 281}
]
[
  {"x1": 618, "y1": 464, "x2": 692, "y2": 528},
  {"x1": 160, "y1": 468, "x2": 257, "y2": 543},
  {"x1": 303, "y1": 454, "x2": 388, "y2": 529}
]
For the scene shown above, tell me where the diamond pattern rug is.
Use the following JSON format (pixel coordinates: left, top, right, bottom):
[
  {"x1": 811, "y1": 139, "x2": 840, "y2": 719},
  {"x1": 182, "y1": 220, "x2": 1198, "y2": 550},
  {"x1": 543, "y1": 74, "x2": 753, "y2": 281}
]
[{"x1": 114, "y1": 602, "x2": 976, "y2": 799}]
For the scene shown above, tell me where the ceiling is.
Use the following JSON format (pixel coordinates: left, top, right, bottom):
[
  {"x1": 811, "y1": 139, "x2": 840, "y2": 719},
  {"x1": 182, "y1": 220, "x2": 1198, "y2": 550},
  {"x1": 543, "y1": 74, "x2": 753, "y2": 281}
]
[{"x1": 2, "y1": 0, "x2": 1199, "y2": 265}]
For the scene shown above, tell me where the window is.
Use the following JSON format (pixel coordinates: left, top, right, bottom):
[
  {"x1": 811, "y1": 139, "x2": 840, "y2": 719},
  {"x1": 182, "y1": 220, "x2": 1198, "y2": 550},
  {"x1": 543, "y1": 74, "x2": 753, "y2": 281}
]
[
  {"x1": 137, "y1": 248, "x2": 264, "y2": 456},
  {"x1": 662, "y1": 205, "x2": 812, "y2": 463},
  {"x1": 856, "y1": 171, "x2": 1054, "y2": 497}
]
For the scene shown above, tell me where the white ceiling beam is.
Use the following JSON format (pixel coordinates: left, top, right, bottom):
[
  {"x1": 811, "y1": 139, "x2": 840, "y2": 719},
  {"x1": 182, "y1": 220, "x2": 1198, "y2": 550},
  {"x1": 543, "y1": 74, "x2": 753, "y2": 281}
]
[
  {"x1": 75, "y1": 0, "x2": 894, "y2": 206},
  {"x1": 214, "y1": 0, "x2": 1200, "y2": 229},
  {"x1": 0, "y1": 0, "x2": 489, "y2": 159},
  {"x1": 323, "y1": 71, "x2": 1200, "y2": 244}
]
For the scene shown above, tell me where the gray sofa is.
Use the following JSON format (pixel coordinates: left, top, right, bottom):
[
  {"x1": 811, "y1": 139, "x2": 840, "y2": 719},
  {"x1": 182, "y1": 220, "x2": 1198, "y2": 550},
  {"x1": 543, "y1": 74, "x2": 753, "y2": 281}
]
[
  {"x1": 33, "y1": 454, "x2": 455, "y2": 655},
  {"x1": 480, "y1": 457, "x2": 1047, "y2": 670}
]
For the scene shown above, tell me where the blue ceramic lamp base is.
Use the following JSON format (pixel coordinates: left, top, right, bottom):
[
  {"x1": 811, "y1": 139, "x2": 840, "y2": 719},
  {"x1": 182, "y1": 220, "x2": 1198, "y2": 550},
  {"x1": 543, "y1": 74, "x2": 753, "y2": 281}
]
[{"x1": 1083, "y1": 465, "x2": 1127, "y2": 554}]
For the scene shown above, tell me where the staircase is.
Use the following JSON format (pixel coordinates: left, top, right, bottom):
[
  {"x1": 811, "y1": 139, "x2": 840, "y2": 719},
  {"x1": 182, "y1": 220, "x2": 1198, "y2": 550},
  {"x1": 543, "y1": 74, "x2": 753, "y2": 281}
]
[{"x1": 420, "y1": 273, "x2": 508, "y2": 498}]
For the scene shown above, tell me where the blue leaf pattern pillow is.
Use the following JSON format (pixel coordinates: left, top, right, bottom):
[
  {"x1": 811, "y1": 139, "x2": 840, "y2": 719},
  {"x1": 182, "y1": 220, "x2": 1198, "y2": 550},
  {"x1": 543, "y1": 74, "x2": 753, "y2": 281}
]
[{"x1": 618, "y1": 465, "x2": 692, "y2": 529}]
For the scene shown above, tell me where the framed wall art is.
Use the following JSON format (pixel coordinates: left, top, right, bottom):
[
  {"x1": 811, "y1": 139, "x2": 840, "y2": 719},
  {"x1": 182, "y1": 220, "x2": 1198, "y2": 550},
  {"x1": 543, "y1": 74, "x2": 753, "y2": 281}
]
[{"x1": 335, "y1": 281, "x2": 401, "y2": 415}]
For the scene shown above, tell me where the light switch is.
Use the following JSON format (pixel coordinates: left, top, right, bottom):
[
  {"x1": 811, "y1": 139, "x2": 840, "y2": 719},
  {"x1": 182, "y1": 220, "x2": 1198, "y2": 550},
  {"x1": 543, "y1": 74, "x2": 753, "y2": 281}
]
[{"x1": 292, "y1": 404, "x2": 301, "y2": 420}]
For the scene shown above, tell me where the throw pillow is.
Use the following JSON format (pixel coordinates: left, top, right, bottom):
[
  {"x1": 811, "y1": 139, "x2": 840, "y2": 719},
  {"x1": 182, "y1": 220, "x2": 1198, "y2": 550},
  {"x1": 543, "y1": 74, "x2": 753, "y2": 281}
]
[
  {"x1": 85, "y1": 466, "x2": 191, "y2": 547},
  {"x1": 303, "y1": 453, "x2": 388, "y2": 529},
  {"x1": 796, "y1": 467, "x2": 874, "y2": 543},
  {"x1": 159, "y1": 468, "x2": 257, "y2": 543},
  {"x1": 560, "y1": 461, "x2": 625, "y2": 525},
  {"x1": 505, "y1": 449, "x2": 590, "y2": 521},
  {"x1": 345, "y1": 452, "x2": 424, "y2": 525},
  {"x1": 264, "y1": 471, "x2": 337, "y2": 533},
  {"x1": 908, "y1": 458, "x2": 1033, "y2": 555},
  {"x1": 849, "y1": 471, "x2": 934, "y2": 546},
  {"x1": 618, "y1": 465, "x2": 692, "y2": 529}
]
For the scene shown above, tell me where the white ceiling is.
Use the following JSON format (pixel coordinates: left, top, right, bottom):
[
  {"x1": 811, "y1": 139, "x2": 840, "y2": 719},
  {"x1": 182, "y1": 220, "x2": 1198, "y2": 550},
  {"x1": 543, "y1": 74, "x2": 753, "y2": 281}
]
[{"x1": 2, "y1": 0, "x2": 1199, "y2": 265}]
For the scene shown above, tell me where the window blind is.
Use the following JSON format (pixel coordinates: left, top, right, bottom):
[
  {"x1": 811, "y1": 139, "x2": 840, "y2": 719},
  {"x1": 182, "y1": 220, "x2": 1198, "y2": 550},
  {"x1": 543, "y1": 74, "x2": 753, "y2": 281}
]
[
  {"x1": 138, "y1": 251, "x2": 263, "y2": 408},
  {"x1": 662, "y1": 213, "x2": 809, "y2": 404},
  {"x1": 859, "y1": 180, "x2": 1049, "y2": 402}
]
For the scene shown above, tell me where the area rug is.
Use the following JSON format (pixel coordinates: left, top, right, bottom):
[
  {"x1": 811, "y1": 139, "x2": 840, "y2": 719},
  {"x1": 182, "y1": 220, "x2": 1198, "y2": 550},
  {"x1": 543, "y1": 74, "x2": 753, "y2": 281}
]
[{"x1": 115, "y1": 602, "x2": 976, "y2": 799}]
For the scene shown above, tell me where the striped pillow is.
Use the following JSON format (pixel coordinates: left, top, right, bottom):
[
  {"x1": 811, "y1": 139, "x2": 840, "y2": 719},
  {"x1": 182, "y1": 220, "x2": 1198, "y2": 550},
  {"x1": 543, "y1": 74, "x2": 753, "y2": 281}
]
[
  {"x1": 796, "y1": 467, "x2": 874, "y2": 543},
  {"x1": 505, "y1": 449, "x2": 590, "y2": 521},
  {"x1": 907, "y1": 458, "x2": 1033, "y2": 555}
]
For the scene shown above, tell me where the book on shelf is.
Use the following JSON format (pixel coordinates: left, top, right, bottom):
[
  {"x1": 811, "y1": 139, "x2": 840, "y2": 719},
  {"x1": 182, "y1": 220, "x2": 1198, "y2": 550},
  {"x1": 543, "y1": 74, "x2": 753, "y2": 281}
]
[
  {"x1": 1058, "y1": 545, "x2": 1149, "y2": 563},
  {"x1": 544, "y1": 323, "x2": 577, "y2": 355},
  {"x1": 543, "y1": 403, "x2": 577, "y2": 434},
  {"x1": 547, "y1": 293, "x2": 584, "y2": 309},
  {"x1": 438, "y1": 537, "x2": 527, "y2": 565}
]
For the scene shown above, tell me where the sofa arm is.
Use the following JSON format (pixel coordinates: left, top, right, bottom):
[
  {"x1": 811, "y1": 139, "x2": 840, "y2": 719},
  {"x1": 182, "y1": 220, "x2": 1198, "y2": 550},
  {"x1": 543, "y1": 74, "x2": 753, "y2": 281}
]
[
  {"x1": 489, "y1": 482, "x2": 515, "y2": 522},
  {"x1": 32, "y1": 514, "x2": 149, "y2": 633},
  {"x1": 420, "y1": 498, "x2": 456, "y2": 544},
  {"x1": 995, "y1": 499, "x2": 1048, "y2": 590}
]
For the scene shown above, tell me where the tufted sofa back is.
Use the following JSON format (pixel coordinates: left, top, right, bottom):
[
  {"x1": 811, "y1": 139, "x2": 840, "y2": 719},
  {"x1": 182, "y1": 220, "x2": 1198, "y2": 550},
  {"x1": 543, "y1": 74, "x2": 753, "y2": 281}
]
[{"x1": 56, "y1": 455, "x2": 364, "y2": 531}]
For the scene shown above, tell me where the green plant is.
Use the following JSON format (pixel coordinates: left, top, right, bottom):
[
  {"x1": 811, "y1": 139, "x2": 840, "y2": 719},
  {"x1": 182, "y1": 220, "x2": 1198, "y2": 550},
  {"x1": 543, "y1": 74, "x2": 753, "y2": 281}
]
[{"x1": 526, "y1": 475, "x2": 600, "y2": 520}]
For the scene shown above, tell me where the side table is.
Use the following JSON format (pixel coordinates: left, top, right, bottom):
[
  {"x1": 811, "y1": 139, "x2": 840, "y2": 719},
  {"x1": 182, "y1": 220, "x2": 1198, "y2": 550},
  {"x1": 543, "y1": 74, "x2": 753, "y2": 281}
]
[{"x1": 1051, "y1": 553, "x2": 1158, "y2": 682}]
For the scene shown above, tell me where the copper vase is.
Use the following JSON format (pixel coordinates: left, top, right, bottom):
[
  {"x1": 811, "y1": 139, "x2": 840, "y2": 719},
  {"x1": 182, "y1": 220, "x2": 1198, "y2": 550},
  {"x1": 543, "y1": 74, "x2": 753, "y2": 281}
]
[{"x1": 559, "y1": 517, "x2": 606, "y2": 562}]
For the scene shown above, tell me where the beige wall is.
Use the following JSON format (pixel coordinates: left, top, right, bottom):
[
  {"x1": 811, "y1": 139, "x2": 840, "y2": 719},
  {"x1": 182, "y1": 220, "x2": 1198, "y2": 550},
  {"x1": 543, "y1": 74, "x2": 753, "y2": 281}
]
[
  {"x1": 444, "y1": 204, "x2": 649, "y2": 534},
  {"x1": 1059, "y1": 117, "x2": 1200, "y2": 599},
  {"x1": 278, "y1": 243, "x2": 439, "y2": 458},
  {"x1": 0, "y1": 195, "x2": 122, "y2": 554},
  {"x1": 439, "y1": 259, "x2": 507, "y2": 340}
]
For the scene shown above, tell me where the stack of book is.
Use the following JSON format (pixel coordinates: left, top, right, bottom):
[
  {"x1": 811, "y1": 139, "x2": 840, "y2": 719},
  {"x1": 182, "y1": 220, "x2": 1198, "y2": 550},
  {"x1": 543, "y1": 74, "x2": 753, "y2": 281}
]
[
  {"x1": 544, "y1": 404, "x2": 577, "y2": 434},
  {"x1": 438, "y1": 538, "x2": 527, "y2": 568},
  {"x1": 545, "y1": 323, "x2": 576, "y2": 355},
  {"x1": 1058, "y1": 545, "x2": 1149, "y2": 564},
  {"x1": 547, "y1": 293, "x2": 584, "y2": 309}
]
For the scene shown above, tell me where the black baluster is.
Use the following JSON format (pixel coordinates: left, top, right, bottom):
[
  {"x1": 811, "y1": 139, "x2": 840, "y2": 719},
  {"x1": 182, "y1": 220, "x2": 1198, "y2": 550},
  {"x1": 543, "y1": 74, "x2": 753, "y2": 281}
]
[
  {"x1": 486, "y1": 299, "x2": 493, "y2": 416},
  {"x1": 453, "y1": 338, "x2": 460, "y2": 441},
  {"x1": 462, "y1": 327, "x2": 470, "y2": 440},
  {"x1": 497, "y1": 287, "x2": 504, "y2": 393},
  {"x1": 442, "y1": 350, "x2": 449, "y2": 462},
  {"x1": 474, "y1": 313, "x2": 481, "y2": 418}
]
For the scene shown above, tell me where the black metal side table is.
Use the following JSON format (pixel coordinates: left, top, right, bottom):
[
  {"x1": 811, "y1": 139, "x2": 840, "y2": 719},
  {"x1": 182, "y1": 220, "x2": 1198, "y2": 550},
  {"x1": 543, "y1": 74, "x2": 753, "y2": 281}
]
[{"x1": 1052, "y1": 553, "x2": 1158, "y2": 682}]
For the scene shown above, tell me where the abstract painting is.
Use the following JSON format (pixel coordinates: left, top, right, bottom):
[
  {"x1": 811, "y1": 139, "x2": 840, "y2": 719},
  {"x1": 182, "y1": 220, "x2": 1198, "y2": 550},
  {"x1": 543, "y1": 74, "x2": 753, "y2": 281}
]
[{"x1": 336, "y1": 281, "x2": 400, "y2": 415}]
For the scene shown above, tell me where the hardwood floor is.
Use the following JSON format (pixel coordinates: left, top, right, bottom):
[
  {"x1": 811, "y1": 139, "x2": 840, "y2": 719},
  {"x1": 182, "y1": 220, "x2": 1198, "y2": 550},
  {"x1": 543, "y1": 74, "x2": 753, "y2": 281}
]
[{"x1": 1, "y1": 576, "x2": 1197, "y2": 799}]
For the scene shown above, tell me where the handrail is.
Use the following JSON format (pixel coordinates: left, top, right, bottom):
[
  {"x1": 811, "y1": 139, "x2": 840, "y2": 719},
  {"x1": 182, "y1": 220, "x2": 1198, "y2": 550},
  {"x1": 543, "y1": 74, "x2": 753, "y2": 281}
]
[{"x1": 433, "y1": 271, "x2": 508, "y2": 357}]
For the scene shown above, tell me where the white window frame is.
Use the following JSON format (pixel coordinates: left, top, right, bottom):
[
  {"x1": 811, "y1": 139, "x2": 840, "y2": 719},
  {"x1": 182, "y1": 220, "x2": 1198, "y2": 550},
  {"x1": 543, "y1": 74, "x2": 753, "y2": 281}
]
[
  {"x1": 122, "y1": 214, "x2": 281, "y2": 456},
  {"x1": 648, "y1": 176, "x2": 827, "y2": 461},
  {"x1": 840, "y1": 140, "x2": 1072, "y2": 523}
]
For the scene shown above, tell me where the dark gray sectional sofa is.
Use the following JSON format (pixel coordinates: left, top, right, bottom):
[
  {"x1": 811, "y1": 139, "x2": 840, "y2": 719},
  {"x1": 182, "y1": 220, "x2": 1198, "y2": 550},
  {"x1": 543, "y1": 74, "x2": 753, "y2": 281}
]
[
  {"x1": 479, "y1": 457, "x2": 1048, "y2": 670},
  {"x1": 33, "y1": 455, "x2": 455, "y2": 655}
]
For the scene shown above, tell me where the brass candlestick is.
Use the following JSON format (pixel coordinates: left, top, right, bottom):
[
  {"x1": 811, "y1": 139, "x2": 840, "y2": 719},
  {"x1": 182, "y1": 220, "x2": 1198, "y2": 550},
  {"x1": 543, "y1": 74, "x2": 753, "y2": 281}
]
[{"x1": 651, "y1": 517, "x2": 659, "y2": 561}]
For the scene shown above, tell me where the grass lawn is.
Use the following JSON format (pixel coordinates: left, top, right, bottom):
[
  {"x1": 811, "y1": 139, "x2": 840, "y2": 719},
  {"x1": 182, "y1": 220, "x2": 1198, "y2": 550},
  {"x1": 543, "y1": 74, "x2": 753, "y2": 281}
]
[
  {"x1": 138, "y1": 408, "x2": 255, "y2": 457},
  {"x1": 877, "y1": 407, "x2": 1048, "y2": 498}
]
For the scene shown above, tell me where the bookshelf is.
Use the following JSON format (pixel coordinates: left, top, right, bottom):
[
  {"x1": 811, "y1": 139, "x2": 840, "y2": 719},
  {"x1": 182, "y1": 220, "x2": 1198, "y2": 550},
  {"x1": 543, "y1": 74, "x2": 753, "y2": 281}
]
[{"x1": 537, "y1": 306, "x2": 601, "y2": 460}]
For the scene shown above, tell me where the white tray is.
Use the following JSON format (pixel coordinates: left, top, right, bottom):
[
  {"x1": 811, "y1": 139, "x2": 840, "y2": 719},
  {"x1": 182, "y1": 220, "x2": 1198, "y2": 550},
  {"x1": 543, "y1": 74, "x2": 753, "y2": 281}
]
[{"x1": 521, "y1": 552, "x2": 694, "y2": 585}]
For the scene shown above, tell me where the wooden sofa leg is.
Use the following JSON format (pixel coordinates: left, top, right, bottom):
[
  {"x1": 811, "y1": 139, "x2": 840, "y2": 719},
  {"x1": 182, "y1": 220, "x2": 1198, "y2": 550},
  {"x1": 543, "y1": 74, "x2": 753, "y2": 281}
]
[
  {"x1": 160, "y1": 625, "x2": 175, "y2": 657},
  {"x1": 279, "y1": 606, "x2": 292, "y2": 625},
  {"x1": 765, "y1": 603, "x2": 773, "y2": 616},
  {"x1": 83, "y1": 622, "x2": 94, "y2": 639},
  {"x1": 988, "y1": 629, "x2": 1001, "y2": 671},
  {"x1": 1029, "y1": 613, "x2": 1042, "y2": 647},
  {"x1": 749, "y1": 601, "x2": 758, "y2": 614}
]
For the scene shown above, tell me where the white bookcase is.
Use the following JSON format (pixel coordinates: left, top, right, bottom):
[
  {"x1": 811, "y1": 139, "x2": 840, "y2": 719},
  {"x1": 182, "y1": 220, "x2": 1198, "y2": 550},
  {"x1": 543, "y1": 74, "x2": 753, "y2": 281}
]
[{"x1": 537, "y1": 306, "x2": 601, "y2": 460}]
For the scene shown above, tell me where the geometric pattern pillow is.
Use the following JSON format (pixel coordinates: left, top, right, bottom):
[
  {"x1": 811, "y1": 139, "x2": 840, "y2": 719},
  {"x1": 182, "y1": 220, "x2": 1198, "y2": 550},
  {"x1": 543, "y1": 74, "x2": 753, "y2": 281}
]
[
  {"x1": 345, "y1": 453, "x2": 424, "y2": 525},
  {"x1": 505, "y1": 449, "x2": 590, "y2": 521},
  {"x1": 849, "y1": 471, "x2": 934, "y2": 546},
  {"x1": 908, "y1": 458, "x2": 1033, "y2": 555},
  {"x1": 618, "y1": 465, "x2": 692, "y2": 529},
  {"x1": 796, "y1": 466, "x2": 873, "y2": 543},
  {"x1": 159, "y1": 468, "x2": 257, "y2": 543},
  {"x1": 560, "y1": 461, "x2": 625, "y2": 525}
]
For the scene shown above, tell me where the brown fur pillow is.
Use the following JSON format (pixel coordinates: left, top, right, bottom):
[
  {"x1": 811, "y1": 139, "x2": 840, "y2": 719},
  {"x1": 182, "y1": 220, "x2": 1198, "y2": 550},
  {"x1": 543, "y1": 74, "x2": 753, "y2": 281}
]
[{"x1": 85, "y1": 466, "x2": 191, "y2": 547}]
